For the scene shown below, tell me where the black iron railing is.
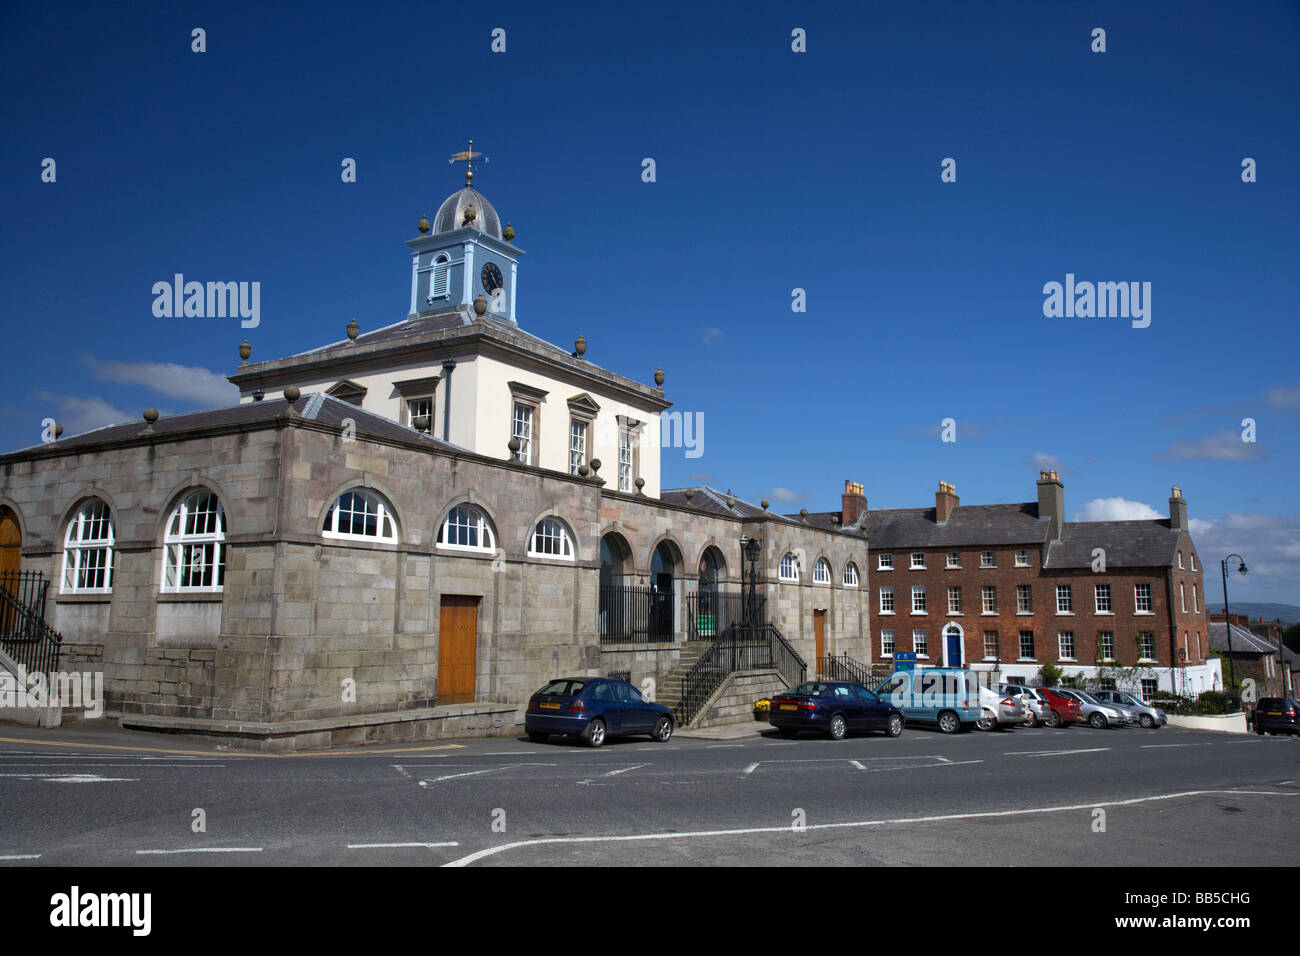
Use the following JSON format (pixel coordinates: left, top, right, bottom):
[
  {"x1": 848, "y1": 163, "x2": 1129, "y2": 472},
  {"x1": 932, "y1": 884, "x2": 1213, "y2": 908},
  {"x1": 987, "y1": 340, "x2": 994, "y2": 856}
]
[
  {"x1": 606, "y1": 669, "x2": 631, "y2": 683},
  {"x1": 0, "y1": 570, "x2": 63, "y2": 676},
  {"x1": 676, "y1": 623, "x2": 806, "y2": 727},
  {"x1": 816, "y1": 653, "x2": 886, "y2": 685},
  {"x1": 598, "y1": 585, "x2": 675, "y2": 645},
  {"x1": 687, "y1": 591, "x2": 764, "y2": 641}
]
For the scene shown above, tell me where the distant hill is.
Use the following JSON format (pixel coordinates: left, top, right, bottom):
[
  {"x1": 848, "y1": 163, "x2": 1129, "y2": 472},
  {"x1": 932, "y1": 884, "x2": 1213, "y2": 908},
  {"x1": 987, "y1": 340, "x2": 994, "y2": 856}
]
[{"x1": 1206, "y1": 602, "x2": 1300, "y2": 626}]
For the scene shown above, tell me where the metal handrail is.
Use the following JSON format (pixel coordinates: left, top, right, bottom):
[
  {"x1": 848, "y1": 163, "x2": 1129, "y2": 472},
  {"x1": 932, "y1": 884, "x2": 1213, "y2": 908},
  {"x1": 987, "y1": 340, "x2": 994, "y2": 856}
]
[
  {"x1": 675, "y1": 622, "x2": 806, "y2": 726},
  {"x1": 0, "y1": 571, "x2": 63, "y2": 675}
]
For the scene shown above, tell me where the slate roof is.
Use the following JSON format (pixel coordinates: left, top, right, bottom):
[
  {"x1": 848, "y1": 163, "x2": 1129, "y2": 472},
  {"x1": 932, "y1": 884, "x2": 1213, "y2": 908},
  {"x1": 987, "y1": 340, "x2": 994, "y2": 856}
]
[
  {"x1": 661, "y1": 486, "x2": 794, "y2": 522},
  {"x1": 1043, "y1": 520, "x2": 1179, "y2": 569},
  {"x1": 295, "y1": 307, "x2": 476, "y2": 355},
  {"x1": 863, "y1": 503, "x2": 1048, "y2": 549},
  {"x1": 1208, "y1": 622, "x2": 1280, "y2": 656},
  {"x1": 2, "y1": 393, "x2": 462, "y2": 457}
]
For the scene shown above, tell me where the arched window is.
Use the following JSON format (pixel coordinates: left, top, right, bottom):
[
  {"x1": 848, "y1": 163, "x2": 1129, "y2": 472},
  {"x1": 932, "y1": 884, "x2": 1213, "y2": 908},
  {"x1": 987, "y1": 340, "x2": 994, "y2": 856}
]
[
  {"x1": 779, "y1": 552, "x2": 797, "y2": 581},
  {"x1": 529, "y1": 517, "x2": 574, "y2": 560},
  {"x1": 62, "y1": 499, "x2": 114, "y2": 593},
  {"x1": 813, "y1": 557, "x2": 831, "y2": 584},
  {"x1": 843, "y1": 562, "x2": 860, "y2": 587},
  {"x1": 162, "y1": 490, "x2": 226, "y2": 592},
  {"x1": 429, "y1": 253, "x2": 450, "y2": 301},
  {"x1": 323, "y1": 489, "x2": 398, "y2": 543},
  {"x1": 437, "y1": 504, "x2": 495, "y2": 553}
]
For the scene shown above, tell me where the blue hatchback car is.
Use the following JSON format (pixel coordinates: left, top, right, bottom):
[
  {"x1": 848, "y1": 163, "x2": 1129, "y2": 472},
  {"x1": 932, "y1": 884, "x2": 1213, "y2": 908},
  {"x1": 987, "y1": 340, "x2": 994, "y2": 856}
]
[
  {"x1": 767, "y1": 681, "x2": 904, "y2": 740},
  {"x1": 525, "y1": 677, "x2": 675, "y2": 747}
]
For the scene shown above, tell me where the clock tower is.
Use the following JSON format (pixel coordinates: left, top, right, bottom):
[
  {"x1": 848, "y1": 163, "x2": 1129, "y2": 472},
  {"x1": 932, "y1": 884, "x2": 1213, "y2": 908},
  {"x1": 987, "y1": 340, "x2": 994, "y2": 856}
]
[{"x1": 407, "y1": 142, "x2": 521, "y2": 325}]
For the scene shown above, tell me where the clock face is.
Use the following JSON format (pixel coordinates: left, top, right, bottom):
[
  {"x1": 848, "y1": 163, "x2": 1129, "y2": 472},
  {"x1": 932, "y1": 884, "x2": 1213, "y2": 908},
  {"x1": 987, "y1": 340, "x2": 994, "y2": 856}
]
[{"x1": 481, "y1": 262, "x2": 504, "y2": 295}]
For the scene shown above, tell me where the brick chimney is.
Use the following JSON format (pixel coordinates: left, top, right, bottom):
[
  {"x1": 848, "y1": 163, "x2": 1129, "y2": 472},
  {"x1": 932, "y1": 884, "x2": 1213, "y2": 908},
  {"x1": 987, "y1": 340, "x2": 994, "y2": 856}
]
[
  {"x1": 935, "y1": 481, "x2": 958, "y2": 523},
  {"x1": 1169, "y1": 485, "x2": 1188, "y2": 532},
  {"x1": 842, "y1": 480, "x2": 867, "y2": 526},
  {"x1": 1036, "y1": 470, "x2": 1064, "y2": 540}
]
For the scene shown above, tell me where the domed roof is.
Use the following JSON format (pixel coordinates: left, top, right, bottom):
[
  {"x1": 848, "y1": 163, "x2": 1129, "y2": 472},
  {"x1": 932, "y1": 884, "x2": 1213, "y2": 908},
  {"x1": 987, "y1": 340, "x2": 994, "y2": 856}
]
[{"x1": 432, "y1": 186, "x2": 502, "y2": 240}]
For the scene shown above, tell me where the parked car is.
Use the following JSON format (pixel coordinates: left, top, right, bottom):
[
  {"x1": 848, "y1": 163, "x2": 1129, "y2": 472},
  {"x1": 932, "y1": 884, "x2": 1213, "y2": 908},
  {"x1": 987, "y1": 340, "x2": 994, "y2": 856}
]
[
  {"x1": 976, "y1": 684, "x2": 1032, "y2": 730},
  {"x1": 874, "y1": 668, "x2": 981, "y2": 733},
  {"x1": 768, "y1": 681, "x2": 904, "y2": 740},
  {"x1": 1092, "y1": 690, "x2": 1167, "y2": 728},
  {"x1": 525, "y1": 677, "x2": 674, "y2": 747},
  {"x1": 997, "y1": 683, "x2": 1054, "y2": 727},
  {"x1": 1254, "y1": 697, "x2": 1300, "y2": 736},
  {"x1": 1052, "y1": 688, "x2": 1131, "y2": 728},
  {"x1": 1036, "y1": 687, "x2": 1086, "y2": 727}
]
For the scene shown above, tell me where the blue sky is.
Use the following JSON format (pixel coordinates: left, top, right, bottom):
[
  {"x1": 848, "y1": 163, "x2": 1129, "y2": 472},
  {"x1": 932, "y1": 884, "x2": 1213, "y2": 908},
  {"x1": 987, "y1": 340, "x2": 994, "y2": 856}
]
[{"x1": 1, "y1": 1, "x2": 1297, "y2": 602}]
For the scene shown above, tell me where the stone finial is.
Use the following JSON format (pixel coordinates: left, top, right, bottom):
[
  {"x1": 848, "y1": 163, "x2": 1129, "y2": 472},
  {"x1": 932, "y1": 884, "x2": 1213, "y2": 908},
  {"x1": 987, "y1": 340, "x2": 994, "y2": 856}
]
[
  {"x1": 578, "y1": 463, "x2": 590, "y2": 477},
  {"x1": 473, "y1": 294, "x2": 487, "y2": 317},
  {"x1": 508, "y1": 436, "x2": 521, "y2": 456},
  {"x1": 417, "y1": 215, "x2": 431, "y2": 235},
  {"x1": 799, "y1": 508, "x2": 809, "y2": 521},
  {"x1": 503, "y1": 222, "x2": 515, "y2": 242},
  {"x1": 761, "y1": 499, "x2": 770, "y2": 511},
  {"x1": 590, "y1": 458, "x2": 601, "y2": 476},
  {"x1": 346, "y1": 318, "x2": 359, "y2": 342},
  {"x1": 142, "y1": 408, "x2": 159, "y2": 431},
  {"x1": 238, "y1": 340, "x2": 251, "y2": 364},
  {"x1": 284, "y1": 385, "x2": 301, "y2": 404},
  {"x1": 413, "y1": 414, "x2": 430, "y2": 433},
  {"x1": 684, "y1": 488, "x2": 694, "y2": 502},
  {"x1": 463, "y1": 205, "x2": 477, "y2": 226},
  {"x1": 54, "y1": 422, "x2": 63, "y2": 439},
  {"x1": 575, "y1": 334, "x2": 587, "y2": 358},
  {"x1": 635, "y1": 476, "x2": 645, "y2": 495},
  {"x1": 654, "y1": 368, "x2": 665, "y2": 389}
]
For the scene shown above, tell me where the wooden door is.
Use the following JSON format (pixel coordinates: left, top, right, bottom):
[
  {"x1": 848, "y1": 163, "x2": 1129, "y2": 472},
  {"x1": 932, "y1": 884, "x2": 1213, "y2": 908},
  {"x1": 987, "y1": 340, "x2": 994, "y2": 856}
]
[
  {"x1": 813, "y1": 609, "x2": 826, "y2": 663},
  {"x1": 437, "y1": 595, "x2": 479, "y2": 705},
  {"x1": 0, "y1": 509, "x2": 20, "y2": 578}
]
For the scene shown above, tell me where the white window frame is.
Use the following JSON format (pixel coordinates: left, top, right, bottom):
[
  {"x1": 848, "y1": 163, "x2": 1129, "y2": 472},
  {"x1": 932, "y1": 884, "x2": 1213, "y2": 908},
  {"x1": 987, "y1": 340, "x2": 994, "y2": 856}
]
[
  {"x1": 161, "y1": 490, "x2": 226, "y2": 593},
  {"x1": 912, "y1": 629, "x2": 928, "y2": 656},
  {"x1": 1014, "y1": 549, "x2": 1030, "y2": 567},
  {"x1": 569, "y1": 418, "x2": 588, "y2": 475},
  {"x1": 1056, "y1": 584, "x2": 1073, "y2": 614},
  {"x1": 1190, "y1": 553, "x2": 1196, "y2": 571},
  {"x1": 877, "y1": 552, "x2": 894, "y2": 571},
  {"x1": 946, "y1": 552, "x2": 960, "y2": 569},
  {"x1": 62, "y1": 499, "x2": 115, "y2": 594},
  {"x1": 1138, "y1": 631, "x2": 1156, "y2": 661},
  {"x1": 980, "y1": 550, "x2": 996, "y2": 568},
  {"x1": 437, "y1": 504, "x2": 496, "y2": 554},
  {"x1": 880, "y1": 629, "x2": 895, "y2": 656},
  {"x1": 842, "y1": 562, "x2": 859, "y2": 587},
  {"x1": 1095, "y1": 583, "x2": 1112, "y2": 613},
  {"x1": 1016, "y1": 584, "x2": 1032, "y2": 614},
  {"x1": 982, "y1": 630, "x2": 998, "y2": 660},
  {"x1": 1134, "y1": 583, "x2": 1153, "y2": 614},
  {"x1": 1018, "y1": 630, "x2": 1035, "y2": 660},
  {"x1": 1099, "y1": 631, "x2": 1115, "y2": 661},
  {"x1": 813, "y1": 557, "x2": 831, "y2": 585},
  {"x1": 779, "y1": 553, "x2": 798, "y2": 581},
  {"x1": 981, "y1": 585, "x2": 997, "y2": 614},
  {"x1": 879, "y1": 586, "x2": 894, "y2": 614},
  {"x1": 323, "y1": 489, "x2": 398, "y2": 544},
  {"x1": 1140, "y1": 678, "x2": 1158, "y2": 702},
  {"x1": 528, "y1": 516, "x2": 575, "y2": 560},
  {"x1": 512, "y1": 401, "x2": 535, "y2": 465},
  {"x1": 1179, "y1": 582, "x2": 1186, "y2": 613},
  {"x1": 1178, "y1": 552, "x2": 1184, "y2": 570},
  {"x1": 911, "y1": 586, "x2": 926, "y2": 614},
  {"x1": 1192, "y1": 584, "x2": 1198, "y2": 613},
  {"x1": 1058, "y1": 631, "x2": 1075, "y2": 660},
  {"x1": 947, "y1": 586, "x2": 961, "y2": 614},
  {"x1": 405, "y1": 395, "x2": 434, "y2": 429},
  {"x1": 910, "y1": 552, "x2": 926, "y2": 569}
]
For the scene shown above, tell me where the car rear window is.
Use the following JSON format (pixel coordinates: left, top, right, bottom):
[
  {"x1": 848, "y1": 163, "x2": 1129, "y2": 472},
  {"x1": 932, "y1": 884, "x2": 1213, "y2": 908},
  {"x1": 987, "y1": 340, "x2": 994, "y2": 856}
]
[
  {"x1": 538, "y1": 679, "x2": 585, "y2": 698},
  {"x1": 790, "y1": 683, "x2": 832, "y2": 696}
]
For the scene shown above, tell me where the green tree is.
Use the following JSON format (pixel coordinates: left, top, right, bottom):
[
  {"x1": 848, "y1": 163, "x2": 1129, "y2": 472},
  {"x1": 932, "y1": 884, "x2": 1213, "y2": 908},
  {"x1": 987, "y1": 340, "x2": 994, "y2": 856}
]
[
  {"x1": 1283, "y1": 621, "x2": 1300, "y2": 655},
  {"x1": 1037, "y1": 662, "x2": 1064, "y2": 686}
]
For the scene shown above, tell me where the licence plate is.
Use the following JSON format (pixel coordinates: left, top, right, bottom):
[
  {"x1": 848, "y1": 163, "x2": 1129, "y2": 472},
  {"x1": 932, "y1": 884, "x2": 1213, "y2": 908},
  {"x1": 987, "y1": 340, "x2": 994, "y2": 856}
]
[
  {"x1": 1267, "y1": 711, "x2": 1281, "y2": 716},
  {"x1": 780, "y1": 704, "x2": 797, "y2": 711},
  {"x1": 539, "y1": 702, "x2": 561, "y2": 709}
]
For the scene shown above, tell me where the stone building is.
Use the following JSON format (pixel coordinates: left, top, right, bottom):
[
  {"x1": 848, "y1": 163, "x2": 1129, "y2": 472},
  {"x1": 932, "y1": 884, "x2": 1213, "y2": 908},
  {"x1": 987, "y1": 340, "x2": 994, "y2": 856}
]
[
  {"x1": 0, "y1": 169, "x2": 869, "y2": 748},
  {"x1": 802, "y1": 473, "x2": 1217, "y2": 699}
]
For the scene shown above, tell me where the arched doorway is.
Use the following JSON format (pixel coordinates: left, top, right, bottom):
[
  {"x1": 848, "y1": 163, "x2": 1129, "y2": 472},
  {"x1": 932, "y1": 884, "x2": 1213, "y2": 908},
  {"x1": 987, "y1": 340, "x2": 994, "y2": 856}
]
[
  {"x1": 695, "y1": 545, "x2": 727, "y2": 638},
  {"x1": 943, "y1": 622, "x2": 964, "y2": 667},
  {"x1": 649, "y1": 540, "x2": 681, "y2": 641},
  {"x1": 0, "y1": 507, "x2": 21, "y2": 638},
  {"x1": 598, "y1": 532, "x2": 634, "y2": 641}
]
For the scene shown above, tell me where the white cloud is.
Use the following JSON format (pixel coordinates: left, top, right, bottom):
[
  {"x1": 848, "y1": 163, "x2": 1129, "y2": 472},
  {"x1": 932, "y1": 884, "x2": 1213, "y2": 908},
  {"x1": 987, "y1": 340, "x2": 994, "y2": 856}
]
[
  {"x1": 1267, "y1": 382, "x2": 1300, "y2": 407},
  {"x1": 1072, "y1": 497, "x2": 1162, "y2": 522},
  {"x1": 1156, "y1": 430, "x2": 1266, "y2": 461},
  {"x1": 699, "y1": 327, "x2": 725, "y2": 347},
  {"x1": 767, "y1": 487, "x2": 808, "y2": 504},
  {"x1": 1188, "y1": 517, "x2": 1213, "y2": 536},
  {"x1": 82, "y1": 356, "x2": 239, "y2": 408},
  {"x1": 35, "y1": 392, "x2": 133, "y2": 437},
  {"x1": 1029, "y1": 452, "x2": 1061, "y2": 470}
]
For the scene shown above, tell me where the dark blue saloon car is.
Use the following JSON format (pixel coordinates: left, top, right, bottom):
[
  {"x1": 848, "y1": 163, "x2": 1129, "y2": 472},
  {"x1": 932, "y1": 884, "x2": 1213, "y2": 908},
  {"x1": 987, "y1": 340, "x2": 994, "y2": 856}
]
[
  {"x1": 767, "y1": 681, "x2": 904, "y2": 740},
  {"x1": 525, "y1": 677, "x2": 675, "y2": 747}
]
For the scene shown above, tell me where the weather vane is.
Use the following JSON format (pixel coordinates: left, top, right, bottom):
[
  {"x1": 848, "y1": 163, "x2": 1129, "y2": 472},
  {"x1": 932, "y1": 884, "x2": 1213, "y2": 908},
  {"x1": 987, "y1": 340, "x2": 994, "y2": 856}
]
[{"x1": 449, "y1": 139, "x2": 490, "y2": 187}]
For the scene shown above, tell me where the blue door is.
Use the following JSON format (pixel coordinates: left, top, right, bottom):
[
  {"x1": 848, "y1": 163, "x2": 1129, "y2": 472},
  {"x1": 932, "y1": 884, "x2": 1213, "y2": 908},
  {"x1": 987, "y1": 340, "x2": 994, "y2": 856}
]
[{"x1": 946, "y1": 628, "x2": 962, "y2": 667}]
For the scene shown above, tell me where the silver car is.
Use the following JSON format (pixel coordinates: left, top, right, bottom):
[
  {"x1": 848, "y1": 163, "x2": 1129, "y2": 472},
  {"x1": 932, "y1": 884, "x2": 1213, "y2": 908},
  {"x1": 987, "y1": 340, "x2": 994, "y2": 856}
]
[
  {"x1": 976, "y1": 684, "x2": 1032, "y2": 730},
  {"x1": 1052, "y1": 688, "x2": 1131, "y2": 728},
  {"x1": 997, "y1": 683, "x2": 1053, "y2": 727},
  {"x1": 1092, "y1": 690, "x2": 1167, "y2": 729}
]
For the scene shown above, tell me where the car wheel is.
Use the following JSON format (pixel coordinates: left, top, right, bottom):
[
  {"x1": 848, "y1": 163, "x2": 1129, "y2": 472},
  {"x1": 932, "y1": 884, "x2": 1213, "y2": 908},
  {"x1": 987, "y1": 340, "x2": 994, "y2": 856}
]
[
  {"x1": 1089, "y1": 712, "x2": 1108, "y2": 729},
  {"x1": 651, "y1": 715, "x2": 673, "y2": 742},
  {"x1": 938, "y1": 711, "x2": 960, "y2": 734},
  {"x1": 1025, "y1": 713, "x2": 1040, "y2": 728},
  {"x1": 1139, "y1": 714, "x2": 1154, "y2": 729},
  {"x1": 585, "y1": 718, "x2": 607, "y2": 748},
  {"x1": 527, "y1": 731, "x2": 548, "y2": 743},
  {"x1": 887, "y1": 713, "x2": 903, "y2": 737},
  {"x1": 828, "y1": 714, "x2": 847, "y2": 740},
  {"x1": 976, "y1": 713, "x2": 996, "y2": 731},
  {"x1": 1045, "y1": 709, "x2": 1062, "y2": 729}
]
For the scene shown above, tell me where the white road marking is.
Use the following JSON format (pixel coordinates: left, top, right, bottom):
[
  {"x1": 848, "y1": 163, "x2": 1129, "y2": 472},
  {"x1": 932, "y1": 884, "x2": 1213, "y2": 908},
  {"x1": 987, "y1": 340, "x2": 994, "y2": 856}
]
[
  {"x1": 137, "y1": 847, "x2": 263, "y2": 855},
  {"x1": 1141, "y1": 744, "x2": 1195, "y2": 749},
  {"x1": 443, "y1": 788, "x2": 1299, "y2": 867},
  {"x1": 857, "y1": 759, "x2": 984, "y2": 774},
  {"x1": 604, "y1": 764, "x2": 646, "y2": 777},
  {"x1": 1005, "y1": 748, "x2": 1110, "y2": 757},
  {"x1": 347, "y1": 842, "x2": 459, "y2": 849},
  {"x1": 742, "y1": 762, "x2": 760, "y2": 775},
  {"x1": 431, "y1": 763, "x2": 558, "y2": 782},
  {"x1": 484, "y1": 751, "x2": 533, "y2": 755},
  {"x1": 706, "y1": 744, "x2": 745, "y2": 749},
  {"x1": 0, "y1": 854, "x2": 40, "y2": 860},
  {"x1": 0, "y1": 773, "x2": 139, "y2": 783},
  {"x1": 849, "y1": 760, "x2": 866, "y2": 770}
]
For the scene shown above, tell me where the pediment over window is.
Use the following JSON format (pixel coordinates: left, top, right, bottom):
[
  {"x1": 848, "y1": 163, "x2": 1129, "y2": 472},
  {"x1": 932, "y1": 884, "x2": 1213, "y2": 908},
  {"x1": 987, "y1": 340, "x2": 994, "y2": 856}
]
[
  {"x1": 392, "y1": 375, "x2": 441, "y2": 397},
  {"x1": 567, "y1": 392, "x2": 601, "y2": 417},
  {"x1": 327, "y1": 380, "x2": 368, "y2": 406},
  {"x1": 508, "y1": 381, "x2": 549, "y2": 403}
]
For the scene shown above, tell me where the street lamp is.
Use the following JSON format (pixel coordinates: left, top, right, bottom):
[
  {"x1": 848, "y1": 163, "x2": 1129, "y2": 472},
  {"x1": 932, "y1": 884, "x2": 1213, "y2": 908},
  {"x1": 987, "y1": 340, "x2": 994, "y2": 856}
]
[
  {"x1": 1220, "y1": 554, "x2": 1247, "y2": 690},
  {"x1": 741, "y1": 535, "x2": 762, "y2": 627}
]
